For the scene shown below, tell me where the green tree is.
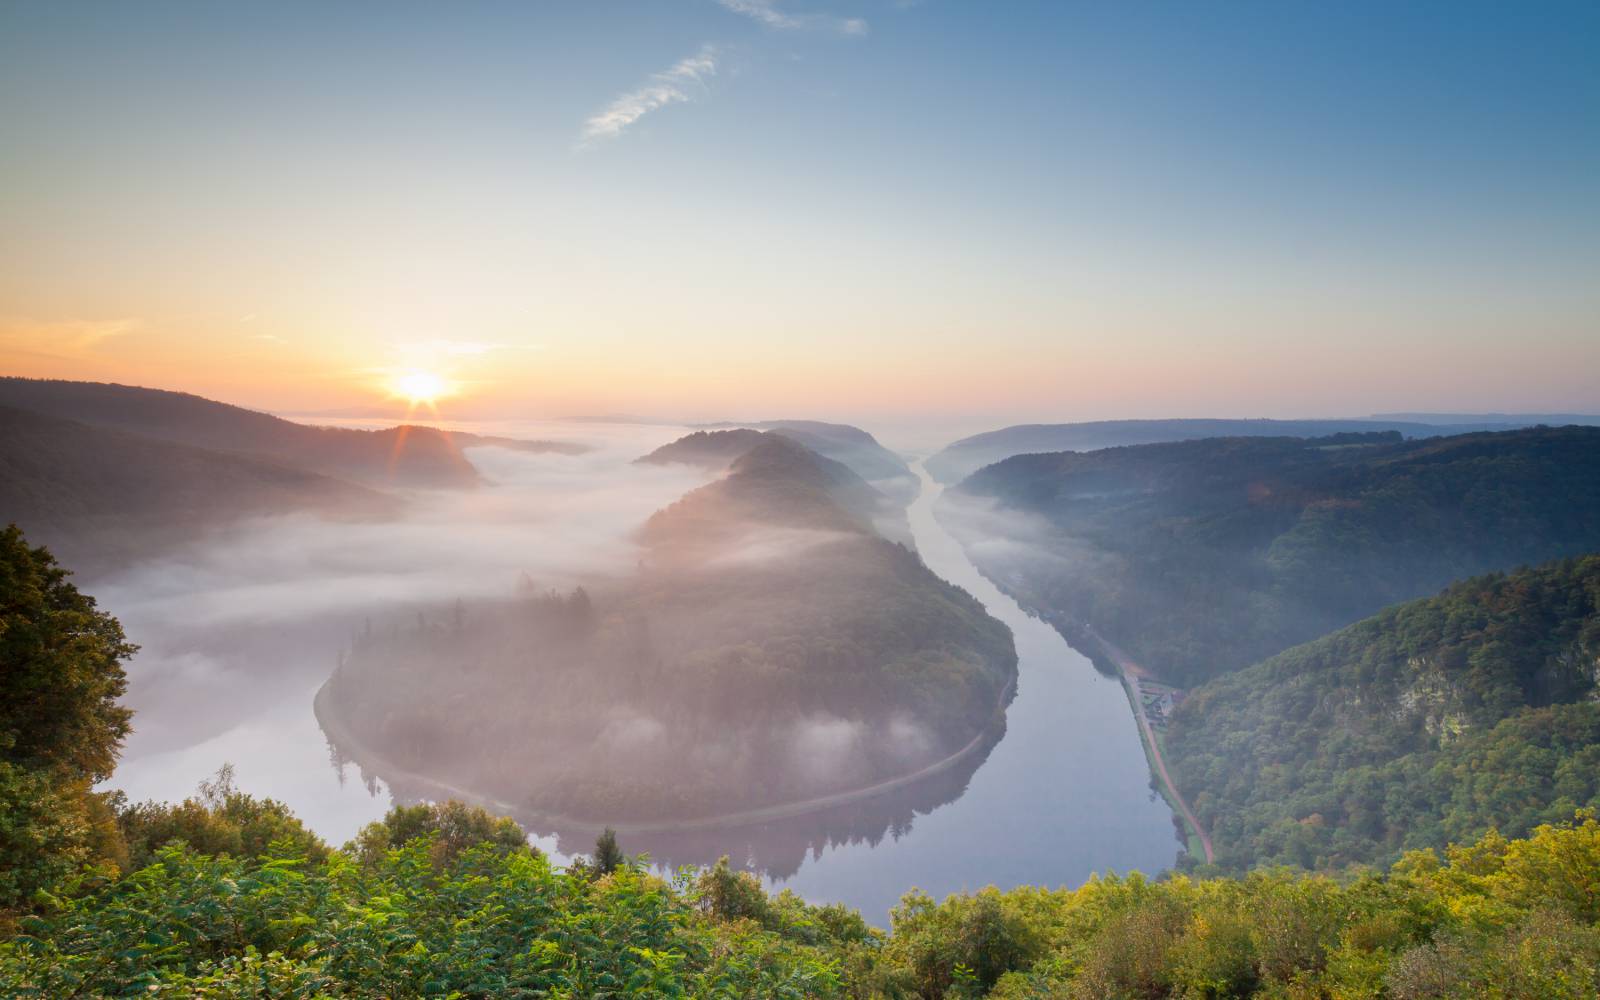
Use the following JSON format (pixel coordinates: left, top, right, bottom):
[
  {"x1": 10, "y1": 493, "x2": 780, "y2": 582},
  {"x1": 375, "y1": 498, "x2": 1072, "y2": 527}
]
[
  {"x1": 593, "y1": 826, "x2": 625, "y2": 875},
  {"x1": 350, "y1": 800, "x2": 528, "y2": 868},
  {"x1": 0, "y1": 525, "x2": 135, "y2": 913},
  {"x1": 117, "y1": 764, "x2": 328, "y2": 870}
]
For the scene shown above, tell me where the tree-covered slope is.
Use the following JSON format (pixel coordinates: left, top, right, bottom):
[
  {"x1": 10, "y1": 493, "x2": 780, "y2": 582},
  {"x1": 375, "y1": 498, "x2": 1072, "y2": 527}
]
[
  {"x1": 0, "y1": 377, "x2": 491, "y2": 488},
  {"x1": 923, "y1": 417, "x2": 1521, "y2": 484},
  {"x1": 0, "y1": 406, "x2": 391, "y2": 574},
  {"x1": 699, "y1": 419, "x2": 914, "y2": 487},
  {"x1": 1168, "y1": 556, "x2": 1600, "y2": 872},
  {"x1": 946, "y1": 426, "x2": 1600, "y2": 685}
]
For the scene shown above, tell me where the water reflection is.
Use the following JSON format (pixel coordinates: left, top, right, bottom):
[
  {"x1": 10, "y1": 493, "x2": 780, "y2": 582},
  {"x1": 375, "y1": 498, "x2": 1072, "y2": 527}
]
[{"x1": 326, "y1": 706, "x2": 1005, "y2": 880}]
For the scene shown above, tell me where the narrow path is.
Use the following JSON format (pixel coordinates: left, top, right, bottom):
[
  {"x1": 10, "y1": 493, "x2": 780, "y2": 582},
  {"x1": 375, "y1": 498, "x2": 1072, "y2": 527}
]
[{"x1": 1084, "y1": 627, "x2": 1215, "y2": 864}]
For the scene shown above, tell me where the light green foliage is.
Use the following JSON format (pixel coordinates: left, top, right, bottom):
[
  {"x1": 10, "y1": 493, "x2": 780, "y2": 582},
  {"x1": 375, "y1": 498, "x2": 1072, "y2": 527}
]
[
  {"x1": 6, "y1": 807, "x2": 1598, "y2": 998},
  {"x1": 0, "y1": 805, "x2": 853, "y2": 998},
  {"x1": 349, "y1": 799, "x2": 526, "y2": 869},
  {"x1": 118, "y1": 764, "x2": 330, "y2": 871}
]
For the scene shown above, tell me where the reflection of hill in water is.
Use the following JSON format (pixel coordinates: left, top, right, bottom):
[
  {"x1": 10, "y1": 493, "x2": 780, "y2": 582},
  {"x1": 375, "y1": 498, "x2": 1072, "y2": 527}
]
[{"x1": 324, "y1": 713, "x2": 1005, "y2": 880}]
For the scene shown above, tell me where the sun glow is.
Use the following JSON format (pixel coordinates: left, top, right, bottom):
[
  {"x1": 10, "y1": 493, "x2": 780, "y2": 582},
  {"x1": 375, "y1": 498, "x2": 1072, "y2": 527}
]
[{"x1": 389, "y1": 370, "x2": 451, "y2": 406}]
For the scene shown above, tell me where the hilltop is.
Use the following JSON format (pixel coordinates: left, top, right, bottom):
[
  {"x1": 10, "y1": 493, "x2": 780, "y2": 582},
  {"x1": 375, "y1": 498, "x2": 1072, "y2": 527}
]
[
  {"x1": 0, "y1": 378, "x2": 585, "y2": 488},
  {"x1": 924, "y1": 416, "x2": 1547, "y2": 484},
  {"x1": 946, "y1": 426, "x2": 1600, "y2": 685},
  {"x1": 695, "y1": 418, "x2": 915, "y2": 495},
  {"x1": 0, "y1": 405, "x2": 390, "y2": 575}
]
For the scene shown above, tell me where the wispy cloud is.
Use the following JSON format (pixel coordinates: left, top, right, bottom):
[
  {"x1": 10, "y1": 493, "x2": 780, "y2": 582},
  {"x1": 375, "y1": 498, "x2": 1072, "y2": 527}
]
[
  {"x1": 0, "y1": 317, "x2": 141, "y2": 361},
  {"x1": 715, "y1": 0, "x2": 867, "y2": 36},
  {"x1": 580, "y1": 45, "x2": 718, "y2": 145}
]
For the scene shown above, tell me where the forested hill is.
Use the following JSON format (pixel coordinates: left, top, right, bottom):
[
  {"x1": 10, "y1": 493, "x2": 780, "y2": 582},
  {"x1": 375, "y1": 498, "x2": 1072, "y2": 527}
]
[
  {"x1": 696, "y1": 418, "x2": 914, "y2": 489},
  {"x1": 636, "y1": 428, "x2": 768, "y2": 470},
  {"x1": 1169, "y1": 555, "x2": 1600, "y2": 873},
  {"x1": 320, "y1": 431, "x2": 1014, "y2": 824},
  {"x1": 642, "y1": 430, "x2": 912, "y2": 545},
  {"x1": 946, "y1": 426, "x2": 1600, "y2": 685},
  {"x1": 0, "y1": 405, "x2": 390, "y2": 575},
  {"x1": 925, "y1": 416, "x2": 1532, "y2": 484},
  {"x1": 0, "y1": 377, "x2": 579, "y2": 488}
]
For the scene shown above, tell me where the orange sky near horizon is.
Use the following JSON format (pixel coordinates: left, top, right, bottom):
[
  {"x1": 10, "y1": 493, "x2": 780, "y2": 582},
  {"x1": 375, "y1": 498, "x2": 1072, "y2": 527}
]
[
  {"x1": 3, "y1": 4, "x2": 1597, "y2": 428},
  {"x1": 2, "y1": 303, "x2": 1595, "y2": 426}
]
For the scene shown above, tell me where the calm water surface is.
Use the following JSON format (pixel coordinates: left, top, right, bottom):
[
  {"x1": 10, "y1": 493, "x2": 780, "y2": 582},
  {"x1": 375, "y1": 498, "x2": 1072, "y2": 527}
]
[{"x1": 106, "y1": 430, "x2": 1179, "y2": 923}]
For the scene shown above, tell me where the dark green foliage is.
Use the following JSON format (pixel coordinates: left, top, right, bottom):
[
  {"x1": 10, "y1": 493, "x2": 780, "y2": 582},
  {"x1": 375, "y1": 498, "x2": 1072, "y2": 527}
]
[
  {"x1": 593, "y1": 827, "x2": 625, "y2": 875},
  {"x1": 6, "y1": 801, "x2": 1600, "y2": 998},
  {"x1": 1169, "y1": 555, "x2": 1600, "y2": 870},
  {"x1": 951, "y1": 426, "x2": 1600, "y2": 685},
  {"x1": 0, "y1": 525, "x2": 134, "y2": 913}
]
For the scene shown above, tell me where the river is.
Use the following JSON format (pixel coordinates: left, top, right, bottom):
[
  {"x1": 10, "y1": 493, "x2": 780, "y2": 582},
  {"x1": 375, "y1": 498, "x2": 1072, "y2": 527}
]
[{"x1": 102, "y1": 429, "x2": 1180, "y2": 924}]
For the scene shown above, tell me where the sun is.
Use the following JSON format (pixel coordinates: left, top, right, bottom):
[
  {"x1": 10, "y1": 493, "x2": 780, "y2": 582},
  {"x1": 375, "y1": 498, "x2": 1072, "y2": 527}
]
[{"x1": 389, "y1": 370, "x2": 451, "y2": 406}]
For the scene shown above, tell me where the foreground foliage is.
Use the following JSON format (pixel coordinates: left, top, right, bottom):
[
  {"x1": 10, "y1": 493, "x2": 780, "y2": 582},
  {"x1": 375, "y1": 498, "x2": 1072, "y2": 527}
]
[
  {"x1": 5, "y1": 801, "x2": 1600, "y2": 998},
  {"x1": 0, "y1": 524, "x2": 134, "y2": 915}
]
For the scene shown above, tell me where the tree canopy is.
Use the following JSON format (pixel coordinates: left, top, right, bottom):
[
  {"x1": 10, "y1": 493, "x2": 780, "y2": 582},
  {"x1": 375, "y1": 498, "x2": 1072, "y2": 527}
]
[{"x1": 0, "y1": 525, "x2": 135, "y2": 914}]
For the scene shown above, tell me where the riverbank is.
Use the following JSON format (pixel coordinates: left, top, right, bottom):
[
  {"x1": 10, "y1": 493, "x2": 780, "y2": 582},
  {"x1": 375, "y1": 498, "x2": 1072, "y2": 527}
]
[
  {"x1": 1079, "y1": 626, "x2": 1214, "y2": 863},
  {"x1": 314, "y1": 673, "x2": 1015, "y2": 837}
]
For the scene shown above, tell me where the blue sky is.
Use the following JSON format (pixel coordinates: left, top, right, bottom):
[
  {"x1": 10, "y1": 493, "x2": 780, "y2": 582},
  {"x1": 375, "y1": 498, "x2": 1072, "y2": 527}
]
[{"x1": 1, "y1": 1, "x2": 1596, "y2": 423}]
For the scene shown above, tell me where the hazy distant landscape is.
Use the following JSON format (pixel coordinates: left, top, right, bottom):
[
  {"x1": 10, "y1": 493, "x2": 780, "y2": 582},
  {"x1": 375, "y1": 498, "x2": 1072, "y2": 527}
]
[{"x1": 5, "y1": 2, "x2": 1600, "y2": 995}]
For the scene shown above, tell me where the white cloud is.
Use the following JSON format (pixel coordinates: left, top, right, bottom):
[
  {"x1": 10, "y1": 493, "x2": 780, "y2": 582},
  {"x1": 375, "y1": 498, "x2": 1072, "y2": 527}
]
[
  {"x1": 580, "y1": 46, "x2": 718, "y2": 145},
  {"x1": 715, "y1": 0, "x2": 867, "y2": 36}
]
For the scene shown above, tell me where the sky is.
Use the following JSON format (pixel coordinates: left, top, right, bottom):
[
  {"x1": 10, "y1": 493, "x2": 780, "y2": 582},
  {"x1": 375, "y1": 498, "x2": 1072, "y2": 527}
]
[{"x1": 1, "y1": 0, "x2": 1596, "y2": 428}]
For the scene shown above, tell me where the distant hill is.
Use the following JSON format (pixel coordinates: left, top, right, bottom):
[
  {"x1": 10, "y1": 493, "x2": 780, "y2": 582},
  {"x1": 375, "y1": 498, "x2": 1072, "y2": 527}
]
[
  {"x1": 925, "y1": 417, "x2": 1531, "y2": 484},
  {"x1": 1169, "y1": 555, "x2": 1600, "y2": 871},
  {"x1": 451, "y1": 432, "x2": 589, "y2": 456},
  {"x1": 640, "y1": 430, "x2": 911, "y2": 545},
  {"x1": 0, "y1": 405, "x2": 389, "y2": 575},
  {"x1": 695, "y1": 419, "x2": 914, "y2": 491},
  {"x1": 945, "y1": 426, "x2": 1600, "y2": 685},
  {"x1": 0, "y1": 378, "x2": 585, "y2": 487},
  {"x1": 1370, "y1": 411, "x2": 1600, "y2": 425},
  {"x1": 321, "y1": 430, "x2": 1015, "y2": 823},
  {"x1": 636, "y1": 428, "x2": 768, "y2": 471}
]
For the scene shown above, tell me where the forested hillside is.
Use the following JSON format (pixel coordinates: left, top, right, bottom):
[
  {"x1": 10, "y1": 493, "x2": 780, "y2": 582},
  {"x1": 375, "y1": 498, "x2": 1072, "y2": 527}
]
[
  {"x1": 0, "y1": 378, "x2": 582, "y2": 488},
  {"x1": 923, "y1": 417, "x2": 1522, "y2": 484},
  {"x1": 947, "y1": 426, "x2": 1600, "y2": 685},
  {"x1": 320, "y1": 433, "x2": 1014, "y2": 822},
  {"x1": 699, "y1": 419, "x2": 915, "y2": 490},
  {"x1": 0, "y1": 406, "x2": 390, "y2": 574},
  {"x1": 1168, "y1": 556, "x2": 1600, "y2": 872}
]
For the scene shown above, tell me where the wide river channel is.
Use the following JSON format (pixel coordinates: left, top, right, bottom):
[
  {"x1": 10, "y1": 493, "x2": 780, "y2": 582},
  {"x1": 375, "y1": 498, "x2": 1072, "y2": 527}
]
[{"x1": 105, "y1": 425, "x2": 1180, "y2": 923}]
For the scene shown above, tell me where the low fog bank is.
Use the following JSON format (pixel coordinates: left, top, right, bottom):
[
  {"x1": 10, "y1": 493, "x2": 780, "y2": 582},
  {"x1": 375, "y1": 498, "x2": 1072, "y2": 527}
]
[
  {"x1": 317, "y1": 432, "x2": 1016, "y2": 827},
  {"x1": 101, "y1": 420, "x2": 706, "y2": 839}
]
